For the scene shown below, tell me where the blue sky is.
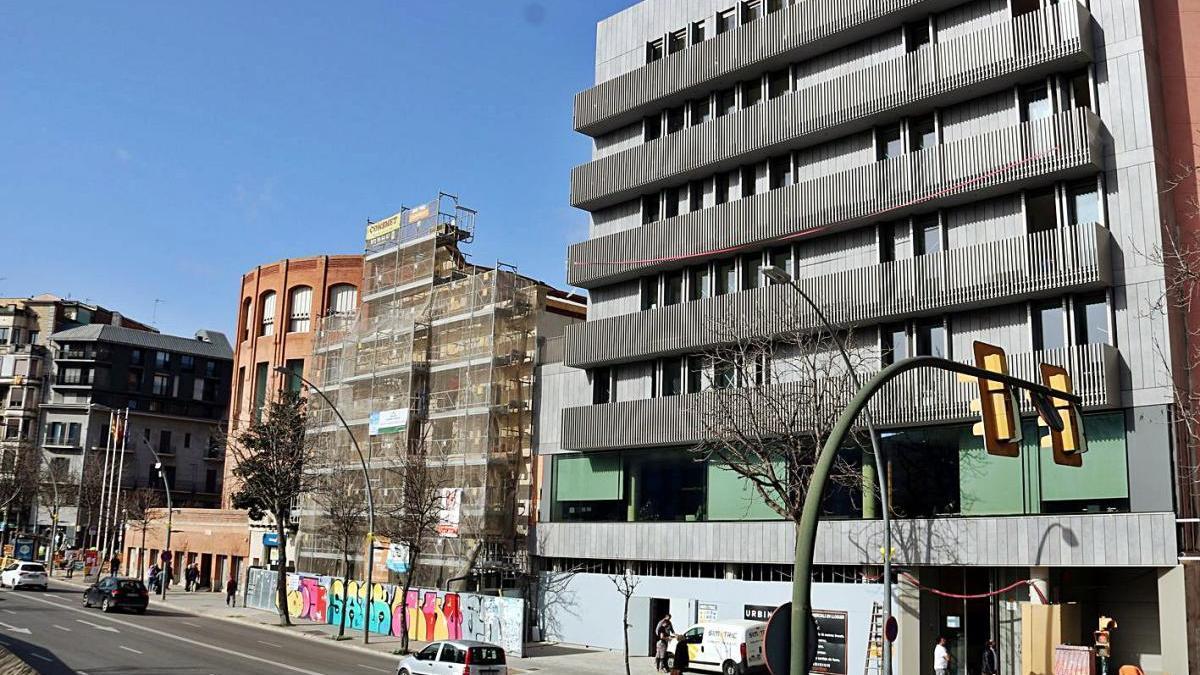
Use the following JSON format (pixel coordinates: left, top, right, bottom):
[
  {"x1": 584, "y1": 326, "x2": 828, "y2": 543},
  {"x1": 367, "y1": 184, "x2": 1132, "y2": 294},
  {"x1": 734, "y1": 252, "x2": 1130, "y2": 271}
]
[{"x1": 0, "y1": 1, "x2": 629, "y2": 338}]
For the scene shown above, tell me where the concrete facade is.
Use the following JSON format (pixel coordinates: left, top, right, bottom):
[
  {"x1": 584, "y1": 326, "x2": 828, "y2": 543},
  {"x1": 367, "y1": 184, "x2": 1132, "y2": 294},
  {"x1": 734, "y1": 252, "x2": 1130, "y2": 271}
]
[{"x1": 544, "y1": 1, "x2": 1196, "y2": 672}]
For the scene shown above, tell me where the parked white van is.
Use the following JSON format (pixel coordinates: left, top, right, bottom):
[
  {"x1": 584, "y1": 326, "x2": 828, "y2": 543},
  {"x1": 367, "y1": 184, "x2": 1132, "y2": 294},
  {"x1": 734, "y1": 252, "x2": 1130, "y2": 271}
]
[{"x1": 667, "y1": 619, "x2": 767, "y2": 675}]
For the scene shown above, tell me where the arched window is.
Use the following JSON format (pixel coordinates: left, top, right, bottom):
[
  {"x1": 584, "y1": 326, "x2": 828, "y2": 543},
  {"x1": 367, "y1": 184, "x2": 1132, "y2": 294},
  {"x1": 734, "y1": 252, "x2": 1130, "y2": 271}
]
[
  {"x1": 327, "y1": 284, "x2": 358, "y2": 315},
  {"x1": 288, "y1": 286, "x2": 313, "y2": 333},
  {"x1": 240, "y1": 297, "x2": 252, "y2": 343},
  {"x1": 259, "y1": 291, "x2": 276, "y2": 337}
]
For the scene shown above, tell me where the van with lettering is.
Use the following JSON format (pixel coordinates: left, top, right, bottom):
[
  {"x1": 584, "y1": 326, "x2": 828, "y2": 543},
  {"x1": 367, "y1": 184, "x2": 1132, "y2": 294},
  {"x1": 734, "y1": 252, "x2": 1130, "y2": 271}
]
[{"x1": 667, "y1": 619, "x2": 767, "y2": 675}]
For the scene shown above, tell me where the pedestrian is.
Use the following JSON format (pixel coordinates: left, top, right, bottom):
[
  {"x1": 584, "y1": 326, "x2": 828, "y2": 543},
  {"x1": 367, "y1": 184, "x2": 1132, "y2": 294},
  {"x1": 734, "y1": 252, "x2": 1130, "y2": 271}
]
[
  {"x1": 654, "y1": 613, "x2": 673, "y2": 672},
  {"x1": 670, "y1": 634, "x2": 689, "y2": 675},
  {"x1": 225, "y1": 575, "x2": 237, "y2": 607},
  {"x1": 933, "y1": 637, "x2": 951, "y2": 675},
  {"x1": 981, "y1": 639, "x2": 998, "y2": 675},
  {"x1": 109, "y1": 554, "x2": 120, "y2": 577},
  {"x1": 147, "y1": 564, "x2": 159, "y2": 593},
  {"x1": 184, "y1": 564, "x2": 196, "y2": 592}
]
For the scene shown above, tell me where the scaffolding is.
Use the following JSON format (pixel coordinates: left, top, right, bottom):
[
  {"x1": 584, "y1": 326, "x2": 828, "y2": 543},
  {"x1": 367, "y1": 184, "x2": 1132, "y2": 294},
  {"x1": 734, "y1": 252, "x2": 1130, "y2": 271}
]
[{"x1": 299, "y1": 195, "x2": 543, "y2": 583}]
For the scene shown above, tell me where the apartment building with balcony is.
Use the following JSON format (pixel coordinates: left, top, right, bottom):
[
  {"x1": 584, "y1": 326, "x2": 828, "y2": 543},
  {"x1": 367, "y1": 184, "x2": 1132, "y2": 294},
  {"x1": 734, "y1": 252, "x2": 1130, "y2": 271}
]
[
  {"x1": 41, "y1": 324, "x2": 232, "y2": 546},
  {"x1": 538, "y1": 1, "x2": 1197, "y2": 673}
]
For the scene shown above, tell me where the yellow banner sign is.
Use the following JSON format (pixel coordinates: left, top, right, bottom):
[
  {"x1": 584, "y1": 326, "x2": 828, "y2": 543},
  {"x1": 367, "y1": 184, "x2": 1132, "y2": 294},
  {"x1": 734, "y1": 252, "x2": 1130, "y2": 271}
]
[{"x1": 366, "y1": 211, "x2": 404, "y2": 241}]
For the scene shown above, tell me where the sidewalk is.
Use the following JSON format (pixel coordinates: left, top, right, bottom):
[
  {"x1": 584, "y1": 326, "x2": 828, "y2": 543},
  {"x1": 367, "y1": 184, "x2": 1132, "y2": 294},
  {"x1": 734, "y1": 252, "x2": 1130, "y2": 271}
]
[{"x1": 49, "y1": 574, "x2": 661, "y2": 675}]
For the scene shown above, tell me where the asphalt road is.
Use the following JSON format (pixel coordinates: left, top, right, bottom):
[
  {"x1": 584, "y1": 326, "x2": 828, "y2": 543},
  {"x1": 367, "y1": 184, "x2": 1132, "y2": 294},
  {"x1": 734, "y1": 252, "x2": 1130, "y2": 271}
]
[{"x1": 0, "y1": 580, "x2": 400, "y2": 675}]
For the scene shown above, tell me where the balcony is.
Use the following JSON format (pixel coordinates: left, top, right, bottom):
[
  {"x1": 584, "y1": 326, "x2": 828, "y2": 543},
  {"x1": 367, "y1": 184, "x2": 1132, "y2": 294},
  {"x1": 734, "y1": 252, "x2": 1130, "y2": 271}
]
[
  {"x1": 534, "y1": 512, "x2": 1178, "y2": 568},
  {"x1": 55, "y1": 347, "x2": 110, "y2": 362},
  {"x1": 568, "y1": 108, "x2": 1103, "y2": 288},
  {"x1": 561, "y1": 343, "x2": 1120, "y2": 451},
  {"x1": 567, "y1": 222, "x2": 1111, "y2": 368},
  {"x1": 574, "y1": 0, "x2": 964, "y2": 135},
  {"x1": 573, "y1": 2, "x2": 1092, "y2": 209}
]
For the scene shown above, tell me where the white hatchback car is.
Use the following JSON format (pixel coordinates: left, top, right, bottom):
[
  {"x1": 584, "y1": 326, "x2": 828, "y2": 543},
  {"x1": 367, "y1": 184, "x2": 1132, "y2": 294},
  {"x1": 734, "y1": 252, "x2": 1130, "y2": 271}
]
[
  {"x1": 396, "y1": 640, "x2": 507, "y2": 675},
  {"x1": 1, "y1": 562, "x2": 48, "y2": 590}
]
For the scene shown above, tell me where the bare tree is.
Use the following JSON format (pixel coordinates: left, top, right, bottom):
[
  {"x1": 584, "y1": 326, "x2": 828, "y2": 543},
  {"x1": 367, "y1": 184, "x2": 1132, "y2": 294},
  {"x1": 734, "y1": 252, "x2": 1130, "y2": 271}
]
[
  {"x1": 609, "y1": 567, "x2": 641, "y2": 675},
  {"x1": 309, "y1": 467, "x2": 366, "y2": 639},
  {"x1": 38, "y1": 457, "x2": 76, "y2": 557},
  {"x1": 76, "y1": 448, "x2": 108, "y2": 549},
  {"x1": 378, "y1": 436, "x2": 450, "y2": 653},
  {"x1": 228, "y1": 391, "x2": 319, "y2": 626},
  {"x1": 0, "y1": 442, "x2": 38, "y2": 543},
  {"x1": 691, "y1": 300, "x2": 868, "y2": 523},
  {"x1": 123, "y1": 489, "x2": 163, "y2": 576}
]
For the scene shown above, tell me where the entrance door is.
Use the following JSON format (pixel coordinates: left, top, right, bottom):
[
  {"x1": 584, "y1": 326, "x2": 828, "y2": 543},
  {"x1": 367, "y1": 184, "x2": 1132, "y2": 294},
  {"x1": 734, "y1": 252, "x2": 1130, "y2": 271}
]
[{"x1": 649, "y1": 598, "x2": 671, "y2": 656}]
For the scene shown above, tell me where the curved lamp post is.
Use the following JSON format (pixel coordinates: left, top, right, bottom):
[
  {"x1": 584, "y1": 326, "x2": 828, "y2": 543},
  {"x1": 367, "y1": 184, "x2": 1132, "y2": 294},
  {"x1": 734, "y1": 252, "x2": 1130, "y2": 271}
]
[
  {"x1": 760, "y1": 265, "x2": 894, "y2": 675},
  {"x1": 275, "y1": 367, "x2": 376, "y2": 645},
  {"x1": 134, "y1": 435, "x2": 174, "y2": 600},
  {"x1": 38, "y1": 456, "x2": 61, "y2": 575}
]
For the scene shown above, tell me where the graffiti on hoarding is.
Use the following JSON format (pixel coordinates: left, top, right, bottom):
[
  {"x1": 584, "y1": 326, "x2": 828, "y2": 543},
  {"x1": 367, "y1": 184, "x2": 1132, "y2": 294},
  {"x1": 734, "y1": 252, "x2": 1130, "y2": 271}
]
[{"x1": 244, "y1": 568, "x2": 524, "y2": 656}]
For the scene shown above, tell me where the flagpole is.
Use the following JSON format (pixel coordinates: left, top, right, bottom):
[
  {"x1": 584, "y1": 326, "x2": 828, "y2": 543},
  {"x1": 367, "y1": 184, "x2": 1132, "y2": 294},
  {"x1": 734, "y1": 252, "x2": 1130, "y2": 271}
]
[
  {"x1": 108, "y1": 409, "x2": 129, "y2": 569},
  {"x1": 97, "y1": 410, "x2": 115, "y2": 557}
]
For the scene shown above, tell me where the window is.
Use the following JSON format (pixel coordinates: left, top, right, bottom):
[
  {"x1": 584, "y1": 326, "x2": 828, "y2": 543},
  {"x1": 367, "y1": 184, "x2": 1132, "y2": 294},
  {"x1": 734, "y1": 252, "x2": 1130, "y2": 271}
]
[
  {"x1": 180, "y1": 355, "x2": 194, "y2": 372},
  {"x1": 642, "y1": 194, "x2": 660, "y2": 224},
  {"x1": 644, "y1": 114, "x2": 661, "y2": 141},
  {"x1": 741, "y1": 253, "x2": 762, "y2": 290},
  {"x1": 881, "y1": 323, "x2": 908, "y2": 366},
  {"x1": 663, "y1": 186, "x2": 680, "y2": 219},
  {"x1": 205, "y1": 469, "x2": 218, "y2": 494},
  {"x1": 234, "y1": 366, "x2": 246, "y2": 423},
  {"x1": 649, "y1": 363, "x2": 658, "y2": 398},
  {"x1": 254, "y1": 362, "x2": 269, "y2": 422},
  {"x1": 741, "y1": 78, "x2": 762, "y2": 108},
  {"x1": 130, "y1": 349, "x2": 143, "y2": 365},
  {"x1": 288, "y1": 286, "x2": 313, "y2": 333},
  {"x1": 1067, "y1": 180, "x2": 1100, "y2": 226},
  {"x1": 159, "y1": 430, "x2": 172, "y2": 454},
  {"x1": 769, "y1": 246, "x2": 794, "y2": 280},
  {"x1": 284, "y1": 359, "x2": 304, "y2": 394},
  {"x1": 662, "y1": 358, "x2": 683, "y2": 396},
  {"x1": 416, "y1": 644, "x2": 442, "y2": 662},
  {"x1": 691, "y1": 20, "x2": 706, "y2": 44},
  {"x1": 904, "y1": 20, "x2": 930, "y2": 52},
  {"x1": 668, "y1": 29, "x2": 686, "y2": 54},
  {"x1": 1025, "y1": 187, "x2": 1057, "y2": 233},
  {"x1": 646, "y1": 38, "x2": 664, "y2": 63},
  {"x1": 714, "y1": 360, "x2": 736, "y2": 389},
  {"x1": 0, "y1": 328, "x2": 8, "y2": 344},
  {"x1": 1074, "y1": 293, "x2": 1109, "y2": 345},
  {"x1": 327, "y1": 284, "x2": 357, "y2": 315},
  {"x1": 155, "y1": 351, "x2": 170, "y2": 370},
  {"x1": 439, "y1": 645, "x2": 466, "y2": 664},
  {"x1": 7, "y1": 388, "x2": 22, "y2": 408},
  {"x1": 127, "y1": 369, "x2": 141, "y2": 391},
  {"x1": 767, "y1": 68, "x2": 790, "y2": 99},
  {"x1": 1011, "y1": 0, "x2": 1040, "y2": 17},
  {"x1": 742, "y1": 0, "x2": 762, "y2": 24},
  {"x1": 715, "y1": 172, "x2": 731, "y2": 205},
  {"x1": 909, "y1": 114, "x2": 937, "y2": 152},
  {"x1": 152, "y1": 374, "x2": 170, "y2": 396},
  {"x1": 876, "y1": 125, "x2": 903, "y2": 161},
  {"x1": 45, "y1": 422, "x2": 64, "y2": 445},
  {"x1": 205, "y1": 360, "x2": 216, "y2": 378},
  {"x1": 27, "y1": 331, "x2": 38, "y2": 345},
  {"x1": 715, "y1": 260, "x2": 737, "y2": 296},
  {"x1": 1019, "y1": 82, "x2": 1052, "y2": 122},
  {"x1": 769, "y1": 154, "x2": 792, "y2": 189},
  {"x1": 240, "y1": 298, "x2": 252, "y2": 342},
  {"x1": 592, "y1": 367, "x2": 612, "y2": 405},
  {"x1": 689, "y1": 266, "x2": 711, "y2": 301},
  {"x1": 67, "y1": 423, "x2": 81, "y2": 446},
  {"x1": 879, "y1": 223, "x2": 897, "y2": 263},
  {"x1": 687, "y1": 356, "x2": 705, "y2": 393},
  {"x1": 184, "y1": 432, "x2": 191, "y2": 449},
  {"x1": 740, "y1": 166, "x2": 757, "y2": 198},
  {"x1": 688, "y1": 180, "x2": 705, "y2": 212},
  {"x1": 691, "y1": 97, "x2": 711, "y2": 126},
  {"x1": 1033, "y1": 300, "x2": 1066, "y2": 351},
  {"x1": 61, "y1": 367, "x2": 84, "y2": 384},
  {"x1": 913, "y1": 216, "x2": 942, "y2": 256},
  {"x1": 1066, "y1": 69, "x2": 1091, "y2": 110},
  {"x1": 664, "y1": 272, "x2": 683, "y2": 306},
  {"x1": 767, "y1": 0, "x2": 788, "y2": 11},
  {"x1": 716, "y1": 88, "x2": 737, "y2": 117},
  {"x1": 914, "y1": 319, "x2": 947, "y2": 358},
  {"x1": 666, "y1": 106, "x2": 686, "y2": 134},
  {"x1": 258, "y1": 291, "x2": 276, "y2": 337},
  {"x1": 640, "y1": 278, "x2": 659, "y2": 311},
  {"x1": 717, "y1": 8, "x2": 737, "y2": 34}
]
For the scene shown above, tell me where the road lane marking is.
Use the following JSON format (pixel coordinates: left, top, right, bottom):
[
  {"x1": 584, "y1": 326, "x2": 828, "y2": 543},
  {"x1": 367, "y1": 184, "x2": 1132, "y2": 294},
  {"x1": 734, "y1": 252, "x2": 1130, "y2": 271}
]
[
  {"x1": 358, "y1": 666, "x2": 388, "y2": 673},
  {"x1": 76, "y1": 619, "x2": 119, "y2": 633},
  {"x1": 2, "y1": 609, "x2": 16, "y2": 614},
  {"x1": 257, "y1": 640, "x2": 282, "y2": 648},
  {"x1": 181, "y1": 620, "x2": 201, "y2": 627},
  {"x1": 20, "y1": 592, "x2": 347, "y2": 675},
  {"x1": 52, "y1": 624, "x2": 72, "y2": 632},
  {"x1": 0, "y1": 621, "x2": 30, "y2": 635},
  {"x1": 119, "y1": 646, "x2": 143, "y2": 654}
]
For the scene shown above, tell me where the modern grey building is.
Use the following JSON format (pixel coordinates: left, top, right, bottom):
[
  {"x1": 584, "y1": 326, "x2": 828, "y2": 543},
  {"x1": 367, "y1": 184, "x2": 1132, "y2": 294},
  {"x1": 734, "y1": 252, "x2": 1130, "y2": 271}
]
[
  {"x1": 39, "y1": 324, "x2": 233, "y2": 547},
  {"x1": 536, "y1": 1, "x2": 1196, "y2": 673}
]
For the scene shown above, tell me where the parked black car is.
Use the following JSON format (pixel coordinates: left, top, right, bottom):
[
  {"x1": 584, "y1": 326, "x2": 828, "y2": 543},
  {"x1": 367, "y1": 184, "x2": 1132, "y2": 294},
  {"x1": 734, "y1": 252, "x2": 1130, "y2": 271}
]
[{"x1": 82, "y1": 577, "x2": 149, "y2": 614}]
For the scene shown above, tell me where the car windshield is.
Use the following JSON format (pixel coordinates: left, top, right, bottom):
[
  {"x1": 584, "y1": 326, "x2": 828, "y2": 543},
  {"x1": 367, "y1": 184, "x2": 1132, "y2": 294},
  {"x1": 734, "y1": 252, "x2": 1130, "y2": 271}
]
[
  {"x1": 469, "y1": 646, "x2": 505, "y2": 665},
  {"x1": 20, "y1": 564, "x2": 45, "y2": 572}
]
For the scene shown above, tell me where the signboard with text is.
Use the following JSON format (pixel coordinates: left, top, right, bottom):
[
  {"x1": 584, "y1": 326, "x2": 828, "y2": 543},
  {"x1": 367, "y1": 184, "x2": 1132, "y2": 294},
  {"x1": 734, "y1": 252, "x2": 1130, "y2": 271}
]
[
  {"x1": 811, "y1": 610, "x2": 848, "y2": 674},
  {"x1": 746, "y1": 604, "x2": 778, "y2": 622},
  {"x1": 369, "y1": 408, "x2": 409, "y2": 436},
  {"x1": 436, "y1": 488, "x2": 462, "y2": 538}
]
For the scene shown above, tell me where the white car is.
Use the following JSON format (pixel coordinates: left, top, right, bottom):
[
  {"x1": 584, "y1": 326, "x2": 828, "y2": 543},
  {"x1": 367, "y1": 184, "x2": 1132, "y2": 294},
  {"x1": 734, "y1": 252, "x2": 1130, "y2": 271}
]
[
  {"x1": 396, "y1": 640, "x2": 507, "y2": 675},
  {"x1": 668, "y1": 620, "x2": 768, "y2": 675},
  {"x1": 1, "y1": 562, "x2": 48, "y2": 590}
]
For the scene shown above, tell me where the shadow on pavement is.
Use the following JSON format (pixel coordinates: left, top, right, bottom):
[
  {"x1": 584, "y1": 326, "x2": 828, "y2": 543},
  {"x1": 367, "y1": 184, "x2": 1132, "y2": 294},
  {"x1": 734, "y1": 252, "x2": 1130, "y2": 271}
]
[
  {"x1": 2, "y1": 633, "x2": 76, "y2": 675},
  {"x1": 523, "y1": 643, "x2": 597, "y2": 657}
]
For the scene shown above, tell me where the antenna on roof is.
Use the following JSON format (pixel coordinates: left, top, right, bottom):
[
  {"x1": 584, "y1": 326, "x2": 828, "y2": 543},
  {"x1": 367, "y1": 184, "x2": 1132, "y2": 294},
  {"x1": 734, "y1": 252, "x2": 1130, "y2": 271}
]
[{"x1": 152, "y1": 299, "x2": 165, "y2": 326}]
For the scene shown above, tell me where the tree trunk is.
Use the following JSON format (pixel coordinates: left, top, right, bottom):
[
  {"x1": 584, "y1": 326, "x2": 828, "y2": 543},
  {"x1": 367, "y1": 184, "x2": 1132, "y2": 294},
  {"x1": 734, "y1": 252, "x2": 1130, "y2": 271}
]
[
  {"x1": 399, "y1": 546, "x2": 417, "y2": 653},
  {"x1": 274, "y1": 513, "x2": 291, "y2": 626},
  {"x1": 622, "y1": 591, "x2": 631, "y2": 675},
  {"x1": 337, "y1": 543, "x2": 349, "y2": 639}
]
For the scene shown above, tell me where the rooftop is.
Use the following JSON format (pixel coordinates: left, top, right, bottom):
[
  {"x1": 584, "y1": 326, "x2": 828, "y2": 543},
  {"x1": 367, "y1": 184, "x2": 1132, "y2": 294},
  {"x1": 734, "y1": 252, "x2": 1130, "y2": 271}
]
[{"x1": 49, "y1": 324, "x2": 233, "y2": 360}]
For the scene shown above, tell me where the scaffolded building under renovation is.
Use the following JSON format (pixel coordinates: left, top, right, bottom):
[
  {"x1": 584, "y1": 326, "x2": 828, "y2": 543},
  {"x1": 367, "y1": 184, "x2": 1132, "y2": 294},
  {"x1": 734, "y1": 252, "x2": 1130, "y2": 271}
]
[{"x1": 298, "y1": 194, "x2": 584, "y2": 587}]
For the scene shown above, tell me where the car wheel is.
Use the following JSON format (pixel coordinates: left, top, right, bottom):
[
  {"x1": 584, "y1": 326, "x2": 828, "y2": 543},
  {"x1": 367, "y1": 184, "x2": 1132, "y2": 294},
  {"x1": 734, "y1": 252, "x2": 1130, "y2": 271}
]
[
  {"x1": 721, "y1": 660, "x2": 738, "y2": 675},
  {"x1": 399, "y1": 670, "x2": 410, "y2": 675},
  {"x1": 82, "y1": 593, "x2": 91, "y2": 608},
  {"x1": 101, "y1": 598, "x2": 112, "y2": 613}
]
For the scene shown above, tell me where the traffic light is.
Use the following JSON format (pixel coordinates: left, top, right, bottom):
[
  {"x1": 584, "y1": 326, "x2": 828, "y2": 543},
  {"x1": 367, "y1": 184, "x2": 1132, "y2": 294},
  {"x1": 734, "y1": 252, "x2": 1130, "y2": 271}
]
[
  {"x1": 1094, "y1": 615, "x2": 1116, "y2": 659},
  {"x1": 1036, "y1": 363, "x2": 1087, "y2": 467},
  {"x1": 963, "y1": 341, "x2": 1022, "y2": 457}
]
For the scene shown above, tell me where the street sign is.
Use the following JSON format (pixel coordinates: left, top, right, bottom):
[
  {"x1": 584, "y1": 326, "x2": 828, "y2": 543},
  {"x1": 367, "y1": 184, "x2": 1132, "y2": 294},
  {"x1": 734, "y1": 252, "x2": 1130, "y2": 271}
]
[
  {"x1": 763, "y1": 602, "x2": 818, "y2": 675},
  {"x1": 884, "y1": 616, "x2": 898, "y2": 643},
  {"x1": 160, "y1": 551, "x2": 172, "y2": 563},
  {"x1": 263, "y1": 532, "x2": 279, "y2": 547},
  {"x1": 13, "y1": 538, "x2": 34, "y2": 562}
]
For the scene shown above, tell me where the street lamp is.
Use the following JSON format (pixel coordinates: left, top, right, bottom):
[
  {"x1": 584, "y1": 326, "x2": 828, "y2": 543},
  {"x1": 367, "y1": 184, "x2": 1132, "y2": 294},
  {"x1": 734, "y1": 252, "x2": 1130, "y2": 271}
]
[
  {"x1": 135, "y1": 435, "x2": 174, "y2": 600},
  {"x1": 760, "y1": 265, "x2": 894, "y2": 675},
  {"x1": 274, "y1": 366, "x2": 376, "y2": 645}
]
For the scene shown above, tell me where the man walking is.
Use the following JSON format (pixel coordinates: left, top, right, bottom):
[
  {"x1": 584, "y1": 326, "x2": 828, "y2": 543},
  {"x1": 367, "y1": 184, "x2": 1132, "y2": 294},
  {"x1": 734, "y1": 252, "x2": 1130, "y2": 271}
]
[
  {"x1": 184, "y1": 564, "x2": 196, "y2": 592},
  {"x1": 934, "y1": 637, "x2": 951, "y2": 675},
  {"x1": 981, "y1": 639, "x2": 998, "y2": 675},
  {"x1": 225, "y1": 574, "x2": 237, "y2": 607}
]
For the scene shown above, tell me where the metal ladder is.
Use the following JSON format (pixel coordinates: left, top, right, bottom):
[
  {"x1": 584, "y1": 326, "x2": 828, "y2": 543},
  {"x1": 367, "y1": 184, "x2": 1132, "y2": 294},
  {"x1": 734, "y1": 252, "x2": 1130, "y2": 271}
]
[{"x1": 864, "y1": 601, "x2": 884, "y2": 675}]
